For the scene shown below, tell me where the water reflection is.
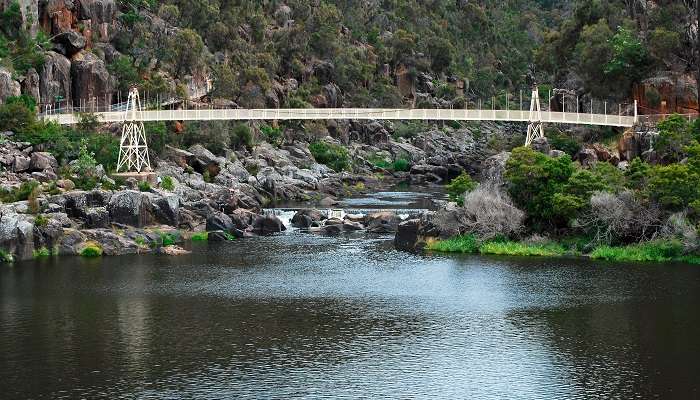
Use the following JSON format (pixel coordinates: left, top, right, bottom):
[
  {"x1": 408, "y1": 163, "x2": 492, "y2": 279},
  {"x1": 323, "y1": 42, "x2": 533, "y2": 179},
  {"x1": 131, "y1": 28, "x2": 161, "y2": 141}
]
[{"x1": 1, "y1": 234, "x2": 699, "y2": 399}]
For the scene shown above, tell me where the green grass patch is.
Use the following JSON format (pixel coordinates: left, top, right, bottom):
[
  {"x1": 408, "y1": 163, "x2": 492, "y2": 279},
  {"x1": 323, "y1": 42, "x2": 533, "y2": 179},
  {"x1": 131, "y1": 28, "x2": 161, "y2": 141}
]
[
  {"x1": 191, "y1": 231, "x2": 209, "y2": 241},
  {"x1": 426, "y1": 234, "x2": 479, "y2": 253},
  {"x1": 32, "y1": 247, "x2": 51, "y2": 258},
  {"x1": 80, "y1": 243, "x2": 103, "y2": 258},
  {"x1": 1, "y1": 249, "x2": 14, "y2": 263},
  {"x1": 479, "y1": 241, "x2": 567, "y2": 257},
  {"x1": 161, "y1": 176, "x2": 174, "y2": 191},
  {"x1": 589, "y1": 240, "x2": 699, "y2": 264}
]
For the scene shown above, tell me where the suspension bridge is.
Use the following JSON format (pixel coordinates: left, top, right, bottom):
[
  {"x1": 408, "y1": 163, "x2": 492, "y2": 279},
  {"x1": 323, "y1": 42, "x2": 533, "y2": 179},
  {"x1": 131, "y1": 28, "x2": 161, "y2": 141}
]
[{"x1": 39, "y1": 87, "x2": 639, "y2": 173}]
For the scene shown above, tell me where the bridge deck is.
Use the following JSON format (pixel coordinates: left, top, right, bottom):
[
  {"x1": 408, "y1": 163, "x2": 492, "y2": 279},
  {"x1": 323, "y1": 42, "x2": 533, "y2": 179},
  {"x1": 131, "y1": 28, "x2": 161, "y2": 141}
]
[{"x1": 41, "y1": 108, "x2": 636, "y2": 127}]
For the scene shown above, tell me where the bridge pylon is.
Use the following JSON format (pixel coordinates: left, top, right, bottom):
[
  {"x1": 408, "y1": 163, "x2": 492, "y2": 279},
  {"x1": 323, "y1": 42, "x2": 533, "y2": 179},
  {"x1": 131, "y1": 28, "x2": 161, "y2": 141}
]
[
  {"x1": 116, "y1": 88, "x2": 151, "y2": 173},
  {"x1": 525, "y1": 86, "x2": 545, "y2": 147}
]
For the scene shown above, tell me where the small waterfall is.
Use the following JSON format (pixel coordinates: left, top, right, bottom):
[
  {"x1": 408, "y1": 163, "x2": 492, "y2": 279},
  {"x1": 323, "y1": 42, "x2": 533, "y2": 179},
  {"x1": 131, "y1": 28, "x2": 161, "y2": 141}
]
[{"x1": 262, "y1": 209, "x2": 298, "y2": 229}]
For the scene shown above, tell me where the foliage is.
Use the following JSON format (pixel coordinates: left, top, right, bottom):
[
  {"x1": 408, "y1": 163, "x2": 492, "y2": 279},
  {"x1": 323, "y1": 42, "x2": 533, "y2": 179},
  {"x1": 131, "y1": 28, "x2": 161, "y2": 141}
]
[
  {"x1": 161, "y1": 176, "x2": 174, "y2": 191},
  {"x1": 72, "y1": 139, "x2": 98, "y2": 178},
  {"x1": 590, "y1": 240, "x2": 699, "y2": 264},
  {"x1": 0, "y1": 180, "x2": 40, "y2": 203},
  {"x1": 191, "y1": 232, "x2": 209, "y2": 241},
  {"x1": 159, "y1": 232, "x2": 177, "y2": 247},
  {"x1": 504, "y1": 147, "x2": 575, "y2": 226},
  {"x1": 479, "y1": 241, "x2": 566, "y2": 257},
  {"x1": 80, "y1": 243, "x2": 103, "y2": 258},
  {"x1": 393, "y1": 158, "x2": 411, "y2": 172},
  {"x1": 446, "y1": 172, "x2": 477, "y2": 205},
  {"x1": 33, "y1": 247, "x2": 51, "y2": 259},
  {"x1": 459, "y1": 183, "x2": 525, "y2": 239},
  {"x1": 261, "y1": 124, "x2": 283, "y2": 146},
  {"x1": 34, "y1": 214, "x2": 49, "y2": 227},
  {"x1": 647, "y1": 164, "x2": 699, "y2": 211},
  {"x1": 138, "y1": 181, "x2": 151, "y2": 192},
  {"x1": 547, "y1": 130, "x2": 580, "y2": 157},
  {"x1": 230, "y1": 124, "x2": 253, "y2": 150},
  {"x1": 0, "y1": 249, "x2": 14, "y2": 263},
  {"x1": 309, "y1": 141, "x2": 349, "y2": 172},
  {"x1": 655, "y1": 114, "x2": 694, "y2": 163},
  {"x1": 426, "y1": 234, "x2": 479, "y2": 254}
]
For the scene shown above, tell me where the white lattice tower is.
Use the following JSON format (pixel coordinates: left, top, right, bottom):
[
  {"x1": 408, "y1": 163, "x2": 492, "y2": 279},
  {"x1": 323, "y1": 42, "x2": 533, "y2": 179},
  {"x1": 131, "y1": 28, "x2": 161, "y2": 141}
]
[
  {"x1": 116, "y1": 88, "x2": 151, "y2": 173},
  {"x1": 525, "y1": 87, "x2": 545, "y2": 147}
]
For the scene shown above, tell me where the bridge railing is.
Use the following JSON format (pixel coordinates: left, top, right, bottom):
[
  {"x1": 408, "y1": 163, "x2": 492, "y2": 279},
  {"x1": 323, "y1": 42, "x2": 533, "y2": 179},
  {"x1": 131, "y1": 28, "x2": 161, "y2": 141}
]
[{"x1": 40, "y1": 107, "x2": 636, "y2": 127}]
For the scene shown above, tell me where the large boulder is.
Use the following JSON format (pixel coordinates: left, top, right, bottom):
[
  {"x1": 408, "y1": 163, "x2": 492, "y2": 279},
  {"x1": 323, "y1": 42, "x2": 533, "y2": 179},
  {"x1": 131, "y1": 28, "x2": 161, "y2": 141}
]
[
  {"x1": 71, "y1": 50, "x2": 112, "y2": 109},
  {"x1": 107, "y1": 191, "x2": 153, "y2": 228},
  {"x1": 29, "y1": 152, "x2": 59, "y2": 172},
  {"x1": 40, "y1": 51, "x2": 72, "y2": 106},
  {"x1": 291, "y1": 209, "x2": 325, "y2": 228},
  {"x1": 84, "y1": 207, "x2": 110, "y2": 228},
  {"x1": 21, "y1": 68, "x2": 40, "y2": 102},
  {"x1": 366, "y1": 212, "x2": 401, "y2": 233},
  {"x1": 53, "y1": 30, "x2": 86, "y2": 56},
  {"x1": 252, "y1": 215, "x2": 286, "y2": 235},
  {"x1": 0, "y1": 68, "x2": 21, "y2": 104},
  {"x1": 152, "y1": 195, "x2": 180, "y2": 227},
  {"x1": 206, "y1": 212, "x2": 234, "y2": 232},
  {"x1": 395, "y1": 219, "x2": 422, "y2": 251},
  {"x1": 0, "y1": 213, "x2": 34, "y2": 260}
]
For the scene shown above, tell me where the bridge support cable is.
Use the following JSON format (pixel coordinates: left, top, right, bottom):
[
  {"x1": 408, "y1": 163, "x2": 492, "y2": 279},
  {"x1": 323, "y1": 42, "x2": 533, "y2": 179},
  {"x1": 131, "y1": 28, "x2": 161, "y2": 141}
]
[
  {"x1": 525, "y1": 87, "x2": 545, "y2": 147},
  {"x1": 116, "y1": 88, "x2": 151, "y2": 173}
]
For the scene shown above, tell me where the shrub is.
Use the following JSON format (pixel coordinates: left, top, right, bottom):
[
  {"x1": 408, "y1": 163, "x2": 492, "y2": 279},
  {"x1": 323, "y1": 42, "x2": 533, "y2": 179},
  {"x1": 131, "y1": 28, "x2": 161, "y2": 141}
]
[
  {"x1": 191, "y1": 231, "x2": 209, "y2": 241},
  {"x1": 0, "y1": 180, "x2": 40, "y2": 203},
  {"x1": 138, "y1": 181, "x2": 151, "y2": 192},
  {"x1": 1, "y1": 249, "x2": 15, "y2": 263},
  {"x1": 575, "y1": 191, "x2": 661, "y2": 245},
  {"x1": 161, "y1": 176, "x2": 174, "y2": 191},
  {"x1": 159, "y1": 232, "x2": 177, "y2": 247},
  {"x1": 426, "y1": 234, "x2": 479, "y2": 253},
  {"x1": 446, "y1": 172, "x2": 477, "y2": 205},
  {"x1": 393, "y1": 158, "x2": 411, "y2": 172},
  {"x1": 80, "y1": 243, "x2": 103, "y2": 257},
  {"x1": 33, "y1": 247, "x2": 51, "y2": 258},
  {"x1": 231, "y1": 124, "x2": 253, "y2": 150},
  {"x1": 34, "y1": 214, "x2": 49, "y2": 227},
  {"x1": 309, "y1": 141, "x2": 350, "y2": 172},
  {"x1": 459, "y1": 184, "x2": 525, "y2": 239},
  {"x1": 261, "y1": 124, "x2": 283, "y2": 146}
]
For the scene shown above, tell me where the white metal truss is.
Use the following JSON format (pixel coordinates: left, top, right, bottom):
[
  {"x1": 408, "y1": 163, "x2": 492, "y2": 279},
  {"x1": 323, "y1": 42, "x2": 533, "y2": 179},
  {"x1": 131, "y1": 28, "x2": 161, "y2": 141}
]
[
  {"x1": 525, "y1": 87, "x2": 545, "y2": 147},
  {"x1": 116, "y1": 88, "x2": 151, "y2": 173}
]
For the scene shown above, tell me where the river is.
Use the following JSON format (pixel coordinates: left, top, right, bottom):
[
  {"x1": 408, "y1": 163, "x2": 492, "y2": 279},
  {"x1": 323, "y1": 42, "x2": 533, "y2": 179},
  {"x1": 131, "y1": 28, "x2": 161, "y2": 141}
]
[{"x1": 1, "y1": 190, "x2": 699, "y2": 399}]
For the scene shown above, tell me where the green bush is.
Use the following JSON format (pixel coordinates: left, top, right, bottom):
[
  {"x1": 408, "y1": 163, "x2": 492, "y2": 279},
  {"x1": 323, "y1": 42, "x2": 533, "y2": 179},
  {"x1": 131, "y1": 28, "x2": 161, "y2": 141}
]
[
  {"x1": 138, "y1": 181, "x2": 151, "y2": 192},
  {"x1": 80, "y1": 243, "x2": 103, "y2": 258},
  {"x1": 426, "y1": 234, "x2": 479, "y2": 253},
  {"x1": 261, "y1": 124, "x2": 283, "y2": 146},
  {"x1": 191, "y1": 231, "x2": 209, "y2": 241},
  {"x1": 34, "y1": 214, "x2": 49, "y2": 227},
  {"x1": 161, "y1": 176, "x2": 174, "y2": 191},
  {"x1": 231, "y1": 124, "x2": 253, "y2": 150},
  {"x1": 309, "y1": 141, "x2": 350, "y2": 172},
  {"x1": 393, "y1": 158, "x2": 411, "y2": 172},
  {"x1": 446, "y1": 172, "x2": 477, "y2": 205},
  {"x1": 1, "y1": 249, "x2": 15, "y2": 263},
  {"x1": 33, "y1": 247, "x2": 51, "y2": 258},
  {"x1": 0, "y1": 180, "x2": 40, "y2": 203}
]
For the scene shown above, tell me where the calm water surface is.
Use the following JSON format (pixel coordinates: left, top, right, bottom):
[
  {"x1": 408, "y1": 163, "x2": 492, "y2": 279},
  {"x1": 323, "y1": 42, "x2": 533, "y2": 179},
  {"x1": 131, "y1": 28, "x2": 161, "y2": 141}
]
[{"x1": 2, "y1": 195, "x2": 700, "y2": 399}]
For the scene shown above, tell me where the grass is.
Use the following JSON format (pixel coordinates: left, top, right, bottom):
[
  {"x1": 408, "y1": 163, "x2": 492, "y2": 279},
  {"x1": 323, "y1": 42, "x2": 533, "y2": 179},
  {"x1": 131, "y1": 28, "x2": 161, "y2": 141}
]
[
  {"x1": 161, "y1": 176, "x2": 174, "y2": 191},
  {"x1": 80, "y1": 242, "x2": 103, "y2": 258},
  {"x1": 0, "y1": 249, "x2": 14, "y2": 263},
  {"x1": 33, "y1": 247, "x2": 51, "y2": 258},
  {"x1": 590, "y1": 240, "x2": 700, "y2": 264},
  {"x1": 191, "y1": 231, "x2": 209, "y2": 241},
  {"x1": 479, "y1": 241, "x2": 567, "y2": 257},
  {"x1": 426, "y1": 234, "x2": 479, "y2": 253}
]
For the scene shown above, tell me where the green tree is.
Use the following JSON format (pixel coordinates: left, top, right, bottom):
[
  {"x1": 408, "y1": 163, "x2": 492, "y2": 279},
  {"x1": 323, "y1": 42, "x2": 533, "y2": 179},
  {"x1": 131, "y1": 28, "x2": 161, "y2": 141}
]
[
  {"x1": 446, "y1": 172, "x2": 477, "y2": 205},
  {"x1": 167, "y1": 28, "x2": 205, "y2": 77},
  {"x1": 655, "y1": 114, "x2": 692, "y2": 163}
]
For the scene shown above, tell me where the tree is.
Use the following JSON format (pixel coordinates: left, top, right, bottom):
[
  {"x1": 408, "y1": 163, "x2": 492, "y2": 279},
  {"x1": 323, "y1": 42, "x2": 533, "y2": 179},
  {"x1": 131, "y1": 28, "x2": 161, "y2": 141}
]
[
  {"x1": 574, "y1": 20, "x2": 614, "y2": 96},
  {"x1": 655, "y1": 114, "x2": 693, "y2": 163},
  {"x1": 167, "y1": 28, "x2": 205, "y2": 77},
  {"x1": 426, "y1": 36, "x2": 455, "y2": 74}
]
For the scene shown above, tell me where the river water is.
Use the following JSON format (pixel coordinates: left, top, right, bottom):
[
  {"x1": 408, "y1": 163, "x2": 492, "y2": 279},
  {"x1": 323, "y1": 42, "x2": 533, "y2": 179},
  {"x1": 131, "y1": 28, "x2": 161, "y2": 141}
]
[{"x1": 1, "y1": 190, "x2": 700, "y2": 399}]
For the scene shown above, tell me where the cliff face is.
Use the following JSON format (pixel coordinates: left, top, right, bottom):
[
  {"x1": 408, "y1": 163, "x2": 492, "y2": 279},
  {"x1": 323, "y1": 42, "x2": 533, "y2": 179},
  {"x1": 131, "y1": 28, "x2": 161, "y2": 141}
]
[{"x1": 633, "y1": 73, "x2": 698, "y2": 115}]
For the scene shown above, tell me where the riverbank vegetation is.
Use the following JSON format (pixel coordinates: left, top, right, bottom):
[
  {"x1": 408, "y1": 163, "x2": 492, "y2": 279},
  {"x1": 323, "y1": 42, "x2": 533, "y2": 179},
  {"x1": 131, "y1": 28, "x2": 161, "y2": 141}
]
[{"x1": 432, "y1": 114, "x2": 700, "y2": 265}]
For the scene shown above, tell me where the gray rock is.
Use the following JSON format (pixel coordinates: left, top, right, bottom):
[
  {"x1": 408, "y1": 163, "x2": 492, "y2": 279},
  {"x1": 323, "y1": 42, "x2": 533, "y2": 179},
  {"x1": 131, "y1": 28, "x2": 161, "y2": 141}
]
[
  {"x1": 0, "y1": 67, "x2": 21, "y2": 104},
  {"x1": 107, "y1": 191, "x2": 153, "y2": 228},
  {"x1": 85, "y1": 207, "x2": 110, "y2": 229},
  {"x1": 395, "y1": 219, "x2": 422, "y2": 251},
  {"x1": 253, "y1": 215, "x2": 286, "y2": 235},
  {"x1": 71, "y1": 51, "x2": 112, "y2": 110},
  {"x1": 12, "y1": 155, "x2": 31, "y2": 172},
  {"x1": 53, "y1": 31, "x2": 86, "y2": 56},
  {"x1": 321, "y1": 224, "x2": 343, "y2": 235},
  {"x1": 206, "y1": 212, "x2": 234, "y2": 232},
  {"x1": 0, "y1": 213, "x2": 35, "y2": 260},
  {"x1": 152, "y1": 195, "x2": 180, "y2": 227},
  {"x1": 22, "y1": 68, "x2": 40, "y2": 102},
  {"x1": 208, "y1": 231, "x2": 233, "y2": 242},
  {"x1": 29, "y1": 152, "x2": 59, "y2": 171},
  {"x1": 367, "y1": 211, "x2": 401, "y2": 233},
  {"x1": 40, "y1": 52, "x2": 72, "y2": 106},
  {"x1": 531, "y1": 137, "x2": 551, "y2": 154}
]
